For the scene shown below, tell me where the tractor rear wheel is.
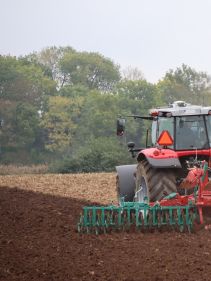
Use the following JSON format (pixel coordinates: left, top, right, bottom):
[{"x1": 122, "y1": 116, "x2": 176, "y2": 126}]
[{"x1": 135, "y1": 160, "x2": 177, "y2": 202}]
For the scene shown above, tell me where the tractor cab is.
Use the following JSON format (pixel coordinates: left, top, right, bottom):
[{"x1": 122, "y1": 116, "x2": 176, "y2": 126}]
[
  {"x1": 152, "y1": 114, "x2": 210, "y2": 151},
  {"x1": 116, "y1": 101, "x2": 211, "y2": 205},
  {"x1": 117, "y1": 101, "x2": 211, "y2": 155},
  {"x1": 150, "y1": 101, "x2": 211, "y2": 151}
]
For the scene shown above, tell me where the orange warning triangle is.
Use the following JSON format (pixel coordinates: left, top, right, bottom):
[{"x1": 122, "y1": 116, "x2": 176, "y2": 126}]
[{"x1": 157, "y1": 130, "x2": 173, "y2": 146}]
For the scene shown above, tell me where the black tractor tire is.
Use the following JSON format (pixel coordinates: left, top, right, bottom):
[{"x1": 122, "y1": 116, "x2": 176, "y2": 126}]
[
  {"x1": 135, "y1": 160, "x2": 177, "y2": 202},
  {"x1": 116, "y1": 164, "x2": 136, "y2": 203}
]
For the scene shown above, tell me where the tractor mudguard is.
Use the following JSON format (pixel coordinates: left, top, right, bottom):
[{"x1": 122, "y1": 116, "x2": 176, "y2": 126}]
[
  {"x1": 138, "y1": 148, "x2": 182, "y2": 169},
  {"x1": 116, "y1": 164, "x2": 137, "y2": 202}
]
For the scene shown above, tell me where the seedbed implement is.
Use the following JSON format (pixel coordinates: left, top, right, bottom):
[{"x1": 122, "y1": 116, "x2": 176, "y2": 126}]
[
  {"x1": 77, "y1": 200, "x2": 196, "y2": 234},
  {"x1": 78, "y1": 161, "x2": 211, "y2": 234}
]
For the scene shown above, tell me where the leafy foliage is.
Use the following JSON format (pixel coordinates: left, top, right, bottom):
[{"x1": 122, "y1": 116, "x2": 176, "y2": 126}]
[
  {"x1": 51, "y1": 137, "x2": 134, "y2": 173},
  {"x1": 158, "y1": 64, "x2": 211, "y2": 105},
  {"x1": 40, "y1": 96, "x2": 78, "y2": 152},
  {"x1": 24, "y1": 46, "x2": 75, "y2": 88},
  {"x1": 14, "y1": 103, "x2": 40, "y2": 149},
  {"x1": 60, "y1": 51, "x2": 121, "y2": 91}
]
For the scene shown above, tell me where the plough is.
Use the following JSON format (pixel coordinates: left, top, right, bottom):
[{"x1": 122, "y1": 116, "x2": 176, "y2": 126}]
[{"x1": 77, "y1": 161, "x2": 211, "y2": 234}]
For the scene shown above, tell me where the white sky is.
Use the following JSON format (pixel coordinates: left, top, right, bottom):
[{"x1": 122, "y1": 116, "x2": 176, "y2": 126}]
[{"x1": 1, "y1": 0, "x2": 211, "y2": 82}]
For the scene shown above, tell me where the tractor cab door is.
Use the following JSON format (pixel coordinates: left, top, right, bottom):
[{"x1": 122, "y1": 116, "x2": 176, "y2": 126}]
[
  {"x1": 151, "y1": 117, "x2": 174, "y2": 148},
  {"x1": 175, "y1": 116, "x2": 209, "y2": 150}
]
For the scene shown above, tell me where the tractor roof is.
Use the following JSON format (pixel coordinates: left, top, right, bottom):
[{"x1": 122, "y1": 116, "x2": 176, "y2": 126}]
[{"x1": 150, "y1": 101, "x2": 211, "y2": 117}]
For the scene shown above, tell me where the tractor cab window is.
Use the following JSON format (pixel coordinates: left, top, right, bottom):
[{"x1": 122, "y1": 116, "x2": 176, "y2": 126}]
[
  {"x1": 205, "y1": 115, "x2": 211, "y2": 147},
  {"x1": 158, "y1": 117, "x2": 174, "y2": 148},
  {"x1": 153, "y1": 117, "x2": 174, "y2": 148},
  {"x1": 175, "y1": 116, "x2": 208, "y2": 150}
]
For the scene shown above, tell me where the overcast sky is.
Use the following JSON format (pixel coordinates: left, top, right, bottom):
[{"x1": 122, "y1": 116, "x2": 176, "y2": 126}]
[{"x1": 1, "y1": 0, "x2": 211, "y2": 82}]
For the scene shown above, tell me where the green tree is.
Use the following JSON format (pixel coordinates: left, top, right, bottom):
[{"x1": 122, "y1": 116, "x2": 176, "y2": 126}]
[
  {"x1": 0, "y1": 55, "x2": 56, "y2": 107},
  {"x1": 59, "y1": 84, "x2": 89, "y2": 98},
  {"x1": 24, "y1": 46, "x2": 75, "y2": 88},
  {"x1": 60, "y1": 51, "x2": 121, "y2": 91},
  {"x1": 72, "y1": 91, "x2": 138, "y2": 143},
  {"x1": 13, "y1": 103, "x2": 40, "y2": 149},
  {"x1": 71, "y1": 89, "x2": 152, "y2": 159},
  {"x1": 115, "y1": 79, "x2": 158, "y2": 109},
  {"x1": 158, "y1": 64, "x2": 211, "y2": 105},
  {"x1": 40, "y1": 96, "x2": 80, "y2": 153},
  {"x1": 0, "y1": 101, "x2": 42, "y2": 164},
  {"x1": 52, "y1": 136, "x2": 134, "y2": 173},
  {"x1": 0, "y1": 55, "x2": 58, "y2": 163}
]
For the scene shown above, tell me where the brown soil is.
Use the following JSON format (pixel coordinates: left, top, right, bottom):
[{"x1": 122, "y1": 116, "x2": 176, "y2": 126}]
[{"x1": 1, "y1": 173, "x2": 211, "y2": 281}]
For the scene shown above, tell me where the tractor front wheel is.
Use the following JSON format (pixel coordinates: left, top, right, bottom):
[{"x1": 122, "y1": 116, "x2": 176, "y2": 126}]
[{"x1": 135, "y1": 160, "x2": 177, "y2": 202}]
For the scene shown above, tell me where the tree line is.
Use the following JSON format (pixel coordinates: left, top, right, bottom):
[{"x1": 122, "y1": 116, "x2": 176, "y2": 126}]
[{"x1": 0, "y1": 46, "x2": 211, "y2": 172}]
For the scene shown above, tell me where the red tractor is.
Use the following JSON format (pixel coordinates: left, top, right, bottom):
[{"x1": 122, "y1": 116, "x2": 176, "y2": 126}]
[
  {"x1": 77, "y1": 101, "x2": 211, "y2": 234},
  {"x1": 116, "y1": 101, "x2": 211, "y2": 204}
]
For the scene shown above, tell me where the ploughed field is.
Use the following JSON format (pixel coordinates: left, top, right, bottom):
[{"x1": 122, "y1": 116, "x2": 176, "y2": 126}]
[{"x1": 1, "y1": 173, "x2": 211, "y2": 281}]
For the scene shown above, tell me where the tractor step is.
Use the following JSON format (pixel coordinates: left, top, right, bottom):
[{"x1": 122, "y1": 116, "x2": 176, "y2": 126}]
[{"x1": 77, "y1": 202, "x2": 197, "y2": 234}]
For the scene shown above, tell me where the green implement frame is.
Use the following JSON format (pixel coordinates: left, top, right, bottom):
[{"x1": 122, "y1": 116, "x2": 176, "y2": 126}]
[{"x1": 77, "y1": 201, "x2": 197, "y2": 234}]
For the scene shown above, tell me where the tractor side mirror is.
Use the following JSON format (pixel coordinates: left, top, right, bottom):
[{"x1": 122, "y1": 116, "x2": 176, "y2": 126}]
[
  {"x1": 117, "y1": 118, "x2": 125, "y2": 136},
  {"x1": 127, "y1": 142, "x2": 135, "y2": 149}
]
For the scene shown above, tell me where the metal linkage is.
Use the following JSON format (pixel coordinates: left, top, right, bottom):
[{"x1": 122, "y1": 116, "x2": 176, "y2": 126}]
[{"x1": 77, "y1": 202, "x2": 197, "y2": 234}]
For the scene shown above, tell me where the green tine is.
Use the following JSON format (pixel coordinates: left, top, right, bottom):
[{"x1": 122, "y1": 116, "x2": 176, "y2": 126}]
[
  {"x1": 169, "y1": 208, "x2": 173, "y2": 226},
  {"x1": 127, "y1": 207, "x2": 131, "y2": 228},
  {"x1": 104, "y1": 210, "x2": 109, "y2": 232},
  {"x1": 101, "y1": 209, "x2": 105, "y2": 227},
  {"x1": 135, "y1": 207, "x2": 140, "y2": 228},
  {"x1": 152, "y1": 206, "x2": 157, "y2": 226},
  {"x1": 163, "y1": 210, "x2": 168, "y2": 225},
  {"x1": 185, "y1": 207, "x2": 191, "y2": 233},
  {"x1": 137, "y1": 210, "x2": 143, "y2": 230},
  {"x1": 147, "y1": 210, "x2": 153, "y2": 230},
  {"x1": 83, "y1": 208, "x2": 88, "y2": 227},
  {"x1": 157, "y1": 209, "x2": 162, "y2": 228},
  {"x1": 92, "y1": 207, "x2": 97, "y2": 227},
  {"x1": 185, "y1": 207, "x2": 189, "y2": 229},
  {"x1": 177, "y1": 207, "x2": 185, "y2": 232},
  {"x1": 118, "y1": 208, "x2": 123, "y2": 229},
  {"x1": 143, "y1": 206, "x2": 148, "y2": 227}
]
